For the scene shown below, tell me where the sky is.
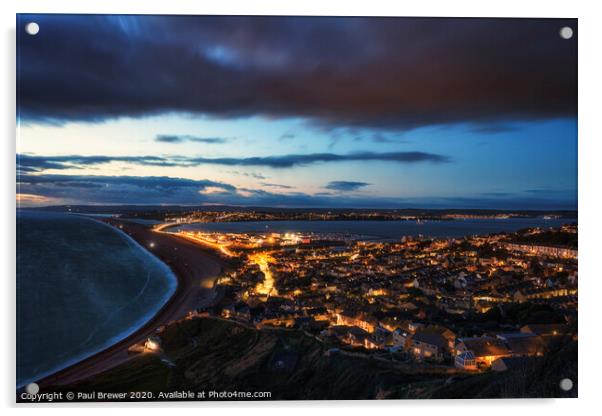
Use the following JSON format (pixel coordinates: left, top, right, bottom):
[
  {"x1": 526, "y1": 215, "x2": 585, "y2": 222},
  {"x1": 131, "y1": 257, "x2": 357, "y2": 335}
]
[{"x1": 16, "y1": 15, "x2": 578, "y2": 209}]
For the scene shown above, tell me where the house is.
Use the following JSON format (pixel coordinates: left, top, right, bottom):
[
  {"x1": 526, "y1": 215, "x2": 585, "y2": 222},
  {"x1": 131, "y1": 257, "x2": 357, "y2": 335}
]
[
  {"x1": 379, "y1": 317, "x2": 402, "y2": 332},
  {"x1": 430, "y1": 326, "x2": 456, "y2": 349},
  {"x1": 336, "y1": 310, "x2": 377, "y2": 333},
  {"x1": 455, "y1": 351, "x2": 477, "y2": 370},
  {"x1": 409, "y1": 331, "x2": 449, "y2": 361},
  {"x1": 343, "y1": 326, "x2": 380, "y2": 349},
  {"x1": 374, "y1": 326, "x2": 391, "y2": 344},
  {"x1": 390, "y1": 328, "x2": 409, "y2": 349},
  {"x1": 329, "y1": 325, "x2": 379, "y2": 349},
  {"x1": 455, "y1": 337, "x2": 511, "y2": 367}
]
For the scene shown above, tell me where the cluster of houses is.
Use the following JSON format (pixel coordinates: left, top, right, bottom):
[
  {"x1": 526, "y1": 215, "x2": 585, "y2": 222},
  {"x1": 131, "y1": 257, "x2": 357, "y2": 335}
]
[
  {"x1": 206, "y1": 297, "x2": 574, "y2": 372},
  {"x1": 204, "y1": 225, "x2": 577, "y2": 372},
  {"x1": 503, "y1": 243, "x2": 577, "y2": 260},
  {"x1": 321, "y1": 311, "x2": 572, "y2": 371}
]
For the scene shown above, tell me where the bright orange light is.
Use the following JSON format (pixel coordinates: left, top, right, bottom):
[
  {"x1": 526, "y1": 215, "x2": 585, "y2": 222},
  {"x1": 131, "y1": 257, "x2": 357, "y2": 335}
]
[{"x1": 249, "y1": 252, "x2": 278, "y2": 296}]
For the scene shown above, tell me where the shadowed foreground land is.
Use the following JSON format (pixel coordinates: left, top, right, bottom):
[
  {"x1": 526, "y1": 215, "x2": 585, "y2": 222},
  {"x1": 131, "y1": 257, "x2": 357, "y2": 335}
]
[{"x1": 42, "y1": 317, "x2": 577, "y2": 401}]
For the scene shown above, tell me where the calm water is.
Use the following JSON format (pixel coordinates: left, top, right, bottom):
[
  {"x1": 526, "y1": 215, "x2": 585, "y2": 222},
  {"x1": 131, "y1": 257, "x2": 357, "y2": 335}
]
[
  {"x1": 174, "y1": 218, "x2": 574, "y2": 239},
  {"x1": 16, "y1": 211, "x2": 177, "y2": 387}
]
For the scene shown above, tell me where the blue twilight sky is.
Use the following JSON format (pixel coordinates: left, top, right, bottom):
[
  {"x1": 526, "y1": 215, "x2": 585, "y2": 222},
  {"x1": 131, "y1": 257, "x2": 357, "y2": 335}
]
[{"x1": 16, "y1": 15, "x2": 577, "y2": 209}]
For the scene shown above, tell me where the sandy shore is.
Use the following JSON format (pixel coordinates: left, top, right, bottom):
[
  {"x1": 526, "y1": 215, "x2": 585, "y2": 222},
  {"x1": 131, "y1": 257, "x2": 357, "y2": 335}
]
[{"x1": 34, "y1": 218, "x2": 228, "y2": 388}]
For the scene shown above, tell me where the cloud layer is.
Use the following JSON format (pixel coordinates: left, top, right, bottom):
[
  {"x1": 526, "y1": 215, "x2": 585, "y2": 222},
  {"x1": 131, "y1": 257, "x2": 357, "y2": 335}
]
[
  {"x1": 155, "y1": 134, "x2": 229, "y2": 144},
  {"x1": 17, "y1": 174, "x2": 236, "y2": 205},
  {"x1": 325, "y1": 181, "x2": 371, "y2": 191},
  {"x1": 15, "y1": 16, "x2": 577, "y2": 210},
  {"x1": 17, "y1": 151, "x2": 450, "y2": 172},
  {"x1": 17, "y1": 172, "x2": 576, "y2": 210},
  {"x1": 18, "y1": 15, "x2": 577, "y2": 130}
]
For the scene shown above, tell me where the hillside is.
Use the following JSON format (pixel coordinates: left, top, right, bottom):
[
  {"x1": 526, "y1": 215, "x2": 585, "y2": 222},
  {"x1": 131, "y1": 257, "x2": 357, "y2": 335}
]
[{"x1": 43, "y1": 317, "x2": 576, "y2": 401}]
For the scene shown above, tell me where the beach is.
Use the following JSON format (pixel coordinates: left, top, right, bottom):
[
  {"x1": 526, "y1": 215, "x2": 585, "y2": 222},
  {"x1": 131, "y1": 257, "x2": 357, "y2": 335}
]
[{"x1": 34, "y1": 219, "x2": 228, "y2": 388}]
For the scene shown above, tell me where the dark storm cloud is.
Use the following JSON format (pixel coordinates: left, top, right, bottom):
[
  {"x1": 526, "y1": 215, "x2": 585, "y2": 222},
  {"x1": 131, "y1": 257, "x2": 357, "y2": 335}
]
[
  {"x1": 16, "y1": 151, "x2": 450, "y2": 171},
  {"x1": 18, "y1": 172, "x2": 576, "y2": 209},
  {"x1": 17, "y1": 173, "x2": 237, "y2": 204},
  {"x1": 188, "y1": 151, "x2": 449, "y2": 167},
  {"x1": 155, "y1": 134, "x2": 229, "y2": 144},
  {"x1": 18, "y1": 173, "x2": 236, "y2": 191},
  {"x1": 325, "y1": 181, "x2": 371, "y2": 191},
  {"x1": 17, "y1": 155, "x2": 73, "y2": 171},
  {"x1": 17, "y1": 154, "x2": 185, "y2": 172},
  {"x1": 17, "y1": 15, "x2": 577, "y2": 129}
]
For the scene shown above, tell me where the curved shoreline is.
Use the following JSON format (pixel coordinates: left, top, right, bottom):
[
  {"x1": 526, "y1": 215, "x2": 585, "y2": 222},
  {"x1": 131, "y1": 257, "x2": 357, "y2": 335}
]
[
  {"x1": 16, "y1": 217, "x2": 179, "y2": 388},
  {"x1": 28, "y1": 218, "x2": 227, "y2": 389}
]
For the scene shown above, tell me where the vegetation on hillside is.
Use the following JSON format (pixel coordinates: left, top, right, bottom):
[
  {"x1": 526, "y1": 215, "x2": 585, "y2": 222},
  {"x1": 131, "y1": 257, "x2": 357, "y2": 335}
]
[{"x1": 45, "y1": 317, "x2": 576, "y2": 401}]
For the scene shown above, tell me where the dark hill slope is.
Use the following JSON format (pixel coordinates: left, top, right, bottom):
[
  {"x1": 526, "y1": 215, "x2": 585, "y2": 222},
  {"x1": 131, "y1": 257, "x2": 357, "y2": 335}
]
[{"x1": 44, "y1": 318, "x2": 575, "y2": 401}]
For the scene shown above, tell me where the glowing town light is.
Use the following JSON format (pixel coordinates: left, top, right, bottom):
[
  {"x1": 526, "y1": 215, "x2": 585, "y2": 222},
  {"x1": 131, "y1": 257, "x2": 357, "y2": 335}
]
[{"x1": 144, "y1": 337, "x2": 161, "y2": 351}]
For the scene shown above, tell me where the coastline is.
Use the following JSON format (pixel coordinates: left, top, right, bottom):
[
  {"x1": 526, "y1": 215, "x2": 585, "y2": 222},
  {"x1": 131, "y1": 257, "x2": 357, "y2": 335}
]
[
  {"x1": 30, "y1": 218, "x2": 228, "y2": 389},
  {"x1": 15, "y1": 216, "x2": 179, "y2": 388}
]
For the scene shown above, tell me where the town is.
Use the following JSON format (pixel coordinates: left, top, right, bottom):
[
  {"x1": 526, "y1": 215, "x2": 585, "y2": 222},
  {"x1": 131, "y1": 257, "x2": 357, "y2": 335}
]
[
  {"x1": 155, "y1": 208, "x2": 571, "y2": 224},
  {"x1": 158, "y1": 223, "x2": 577, "y2": 373}
]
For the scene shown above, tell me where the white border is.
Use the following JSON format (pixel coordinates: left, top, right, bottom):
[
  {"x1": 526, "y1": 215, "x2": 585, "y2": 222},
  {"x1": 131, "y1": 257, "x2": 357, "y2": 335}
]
[{"x1": 3, "y1": 1, "x2": 601, "y2": 414}]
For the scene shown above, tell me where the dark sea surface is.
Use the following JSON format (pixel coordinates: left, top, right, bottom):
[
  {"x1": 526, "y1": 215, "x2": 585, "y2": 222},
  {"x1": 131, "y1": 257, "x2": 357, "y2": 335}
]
[
  {"x1": 174, "y1": 218, "x2": 574, "y2": 239},
  {"x1": 16, "y1": 211, "x2": 177, "y2": 387}
]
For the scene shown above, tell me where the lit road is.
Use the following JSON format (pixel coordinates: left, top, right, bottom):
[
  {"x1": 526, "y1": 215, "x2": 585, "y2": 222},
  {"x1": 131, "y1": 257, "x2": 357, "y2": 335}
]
[
  {"x1": 153, "y1": 224, "x2": 236, "y2": 257},
  {"x1": 175, "y1": 233, "x2": 236, "y2": 257},
  {"x1": 249, "y1": 253, "x2": 278, "y2": 296}
]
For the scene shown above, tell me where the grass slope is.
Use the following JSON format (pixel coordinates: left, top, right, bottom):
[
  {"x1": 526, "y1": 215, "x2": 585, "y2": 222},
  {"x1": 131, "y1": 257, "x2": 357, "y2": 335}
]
[{"x1": 46, "y1": 318, "x2": 576, "y2": 401}]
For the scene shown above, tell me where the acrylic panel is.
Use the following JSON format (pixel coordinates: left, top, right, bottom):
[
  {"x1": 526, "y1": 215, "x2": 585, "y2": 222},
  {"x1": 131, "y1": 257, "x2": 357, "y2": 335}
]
[{"x1": 16, "y1": 14, "x2": 577, "y2": 402}]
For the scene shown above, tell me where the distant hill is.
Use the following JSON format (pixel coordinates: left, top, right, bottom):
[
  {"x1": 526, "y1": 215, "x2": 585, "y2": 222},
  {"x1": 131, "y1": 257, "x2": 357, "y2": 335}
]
[{"x1": 21, "y1": 204, "x2": 578, "y2": 220}]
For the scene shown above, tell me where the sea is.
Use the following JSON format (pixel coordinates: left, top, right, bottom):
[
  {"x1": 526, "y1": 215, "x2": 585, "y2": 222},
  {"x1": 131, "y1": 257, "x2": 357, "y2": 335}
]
[
  {"x1": 173, "y1": 217, "x2": 574, "y2": 240},
  {"x1": 16, "y1": 210, "x2": 177, "y2": 388}
]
